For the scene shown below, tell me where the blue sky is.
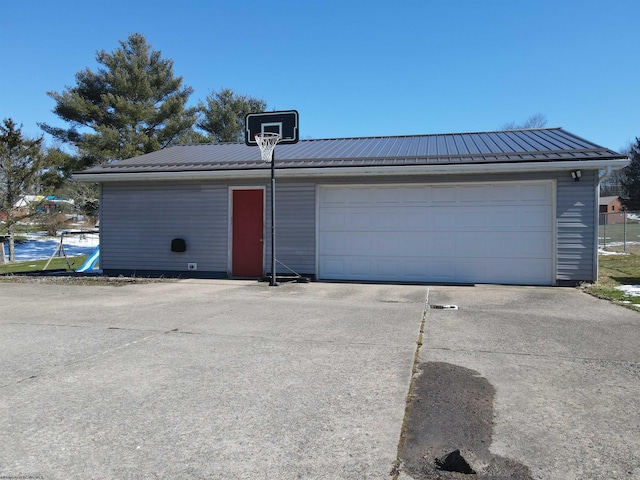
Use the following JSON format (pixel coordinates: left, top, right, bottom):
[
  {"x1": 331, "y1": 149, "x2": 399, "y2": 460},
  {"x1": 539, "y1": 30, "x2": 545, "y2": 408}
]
[{"x1": 1, "y1": 0, "x2": 638, "y2": 152}]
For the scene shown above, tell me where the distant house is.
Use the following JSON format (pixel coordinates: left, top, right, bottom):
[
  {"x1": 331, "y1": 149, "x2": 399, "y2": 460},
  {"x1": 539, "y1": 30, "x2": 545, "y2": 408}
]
[
  {"x1": 75, "y1": 127, "x2": 629, "y2": 286},
  {"x1": 599, "y1": 196, "x2": 625, "y2": 224}
]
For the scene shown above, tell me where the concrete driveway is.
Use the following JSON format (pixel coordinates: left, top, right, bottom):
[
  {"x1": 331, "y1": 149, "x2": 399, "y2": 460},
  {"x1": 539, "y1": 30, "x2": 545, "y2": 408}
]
[
  {"x1": 401, "y1": 285, "x2": 640, "y2": 480},
  {"x1": 0, "y1": 280, "x2": 426, "y2": 479},
  {"x1": 1, "y1": 281, "x2": 639, "y2": 480}
]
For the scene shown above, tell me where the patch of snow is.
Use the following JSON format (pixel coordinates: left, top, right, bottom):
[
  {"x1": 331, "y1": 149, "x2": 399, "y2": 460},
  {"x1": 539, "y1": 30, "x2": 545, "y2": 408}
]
[
  {"x1": 615, "y1": 285, "x2": 640, "y2": 297},
  {"x1": 9, "y1": 234, "x2": 99, "y2": 262},
  {"x1": 620, "y1": 298, "x2": 640, "y2": 308},
  {"x1": 600, "y1": 241, "x2": 640, "y2": 247},
  {"x1": 598, "y1": 249, "x2": 627, "y2": 256}
]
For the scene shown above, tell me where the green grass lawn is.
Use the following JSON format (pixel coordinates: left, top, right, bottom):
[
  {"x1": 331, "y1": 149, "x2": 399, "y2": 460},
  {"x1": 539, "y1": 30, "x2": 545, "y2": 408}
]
[
  {"x1": 0, "y1": 256, "x2": 171, "y2": 286},
  {"x1": 0, "y1": 255, "x2": 88, "y2": 275},
  {"x1": 586, "y1": 253, "x2": 640, "y2": 309}
]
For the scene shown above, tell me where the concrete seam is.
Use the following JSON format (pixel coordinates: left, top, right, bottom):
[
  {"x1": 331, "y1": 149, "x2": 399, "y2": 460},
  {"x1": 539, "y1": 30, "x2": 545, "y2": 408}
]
[
  {"x1": 391, "y1": 288, "x2": 429, "y2": 479},
  {"x1": 0, "y1": 331, "x2": 162, "y2": 389}
]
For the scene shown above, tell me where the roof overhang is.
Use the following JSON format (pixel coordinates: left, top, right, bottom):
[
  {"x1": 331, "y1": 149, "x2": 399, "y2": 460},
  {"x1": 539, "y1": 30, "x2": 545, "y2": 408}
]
[{"x1": 73, "y1": 158, "x2": 630, "y2": 183}]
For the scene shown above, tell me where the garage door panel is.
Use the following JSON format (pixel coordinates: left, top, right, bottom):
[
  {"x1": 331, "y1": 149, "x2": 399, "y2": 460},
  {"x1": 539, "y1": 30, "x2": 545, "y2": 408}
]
[
  {"x1": 320, "y1": 187, "x2": 348, "y2": 205},
  {"x1": 455, "y1": 232, "x2": 488, "y2": 257},
  {"x1": 320, "y1": 232, "x2": 345, "y2": 254},
  {"x1": 428, "y1": 260, "x2": 458, "y2": 282},
  {"x1": 456, "y1": 260, "x2": 486, "y2": 282},
  {"x1": 404, "y1": 209, "x2": 430, "y2": 229},
  {"x1": 320, "y1": 210, "x2": 345, "y2": 229},
  {"x1": 490, "y1": 184, "x2": 520, "y2": 203},
  {"x1": 377, "y1": 232, "x2": 399, "y2": 255},
  {"x1": 404, "y1": 187, "x2": 431, "y2": 203},
  {"x1": 431, "y1": 209, "x2": 457, "y2": 229},
  {"x1": 487, "y1": 211, "x2": 520, "y2": 229},
  {"x1": 459, "y1": 210, "x2": 489, "y2": 229},
  {"x1": 401, "y1": 232, "x2": 429, "y2": 256},
  {"x1": 320, "y1": 258, "x2": 345, "y2": 277},
  {"x1": 403, "y1": 259, "x2": 429, "y2": 278},
  {"x1": 323, "y1": 255, "x2": 471, "y2": 281},
  {"x1": 374, "y1": 187, "x2": 405, "y2": 204},
  {"x1": 459, "y1": 185, "x2": 489, "y2": 203},
  {"x1": 487, "y1": 258, "x2": 552, "y2": 284},
  {"x1": 349, "y1": 258, "x2": 373, "y2": 276},
  {"x1": 429, "y1": 232, "x2": 456, "y2": 256},
  {"x1": 484, "y1": 232, "x2": 546, "y2": 257},
  {"x1": 521, "y1": 183, "x2": 551, "y2": 202},
  {"x1": 350, "y1": 188, "x2": 376, "y2": 204},
  {"x1": 431, "y1": 186, "x2": 457, "y2": 202},
  {"x1": 520, "y1": 207, "x2": 552, "y2": 229},
  {"x1": 348, "y1": 210, "x2": 371, "y2": 228},
  {"x1": 318, "y1": 183, "x2": 553, "y2": 285},
  {"x1": 348, "y1": 233, "x2": 374, "y2": 255},
  {"x1": 377, "y1": 211, "x2": 399, "y2": 229},
  {"x1": 377, "y1": 259, "x2": 400, "y2": 277}
]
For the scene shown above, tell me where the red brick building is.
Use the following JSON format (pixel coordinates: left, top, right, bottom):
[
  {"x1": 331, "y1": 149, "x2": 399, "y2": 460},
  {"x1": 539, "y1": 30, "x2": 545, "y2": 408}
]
[{"x1": 599, "y1": 196, "x2": 625, "y2": 224}]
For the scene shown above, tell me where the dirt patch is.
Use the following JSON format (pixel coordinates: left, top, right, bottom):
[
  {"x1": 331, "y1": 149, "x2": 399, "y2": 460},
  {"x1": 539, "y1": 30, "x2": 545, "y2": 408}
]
[{"x1": 398, "y1": 362, "x2": 532, "y2": 479}]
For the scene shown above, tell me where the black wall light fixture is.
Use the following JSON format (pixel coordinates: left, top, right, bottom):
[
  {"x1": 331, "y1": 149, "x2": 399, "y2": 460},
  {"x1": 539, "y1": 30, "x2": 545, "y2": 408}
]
[{"x1": 571, "y1": 170, "x2": 582, "y2": 182}]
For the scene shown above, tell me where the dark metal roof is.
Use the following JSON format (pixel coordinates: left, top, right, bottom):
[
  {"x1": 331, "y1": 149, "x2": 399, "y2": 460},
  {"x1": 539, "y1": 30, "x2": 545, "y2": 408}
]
[{"x1": 76, "y1": 128, "x2": 627, "y2": 175}]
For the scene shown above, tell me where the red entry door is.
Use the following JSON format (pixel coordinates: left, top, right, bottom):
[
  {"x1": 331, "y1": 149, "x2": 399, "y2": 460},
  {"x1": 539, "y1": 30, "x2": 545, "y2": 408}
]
[{"x1": 232, "y1": 189, "x2": 264, "y2": 277}]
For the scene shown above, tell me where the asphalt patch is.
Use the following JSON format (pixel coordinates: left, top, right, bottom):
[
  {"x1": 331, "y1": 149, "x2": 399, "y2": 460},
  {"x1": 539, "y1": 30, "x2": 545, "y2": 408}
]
[{"x1": 399, "y1": 362, "x2": 533, "y2": 479}]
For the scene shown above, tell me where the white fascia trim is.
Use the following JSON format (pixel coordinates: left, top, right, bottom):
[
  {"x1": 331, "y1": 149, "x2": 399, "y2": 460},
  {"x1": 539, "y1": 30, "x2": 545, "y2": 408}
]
[{"x1": 73, "y1": 158, "x2": 630, "y2": 182}]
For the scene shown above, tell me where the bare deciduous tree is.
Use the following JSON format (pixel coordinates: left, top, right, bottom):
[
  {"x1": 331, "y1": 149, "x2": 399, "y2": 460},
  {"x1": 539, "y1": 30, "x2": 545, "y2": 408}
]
[{"x1": 501, "y1": 113, "x2": 547, "y2": 130}]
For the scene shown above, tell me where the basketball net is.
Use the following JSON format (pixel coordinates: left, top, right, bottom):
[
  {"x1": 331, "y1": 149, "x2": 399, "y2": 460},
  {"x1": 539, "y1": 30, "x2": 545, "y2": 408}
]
[{"x1": 255, "y1": 132, "x2": 280, "y2": 162}]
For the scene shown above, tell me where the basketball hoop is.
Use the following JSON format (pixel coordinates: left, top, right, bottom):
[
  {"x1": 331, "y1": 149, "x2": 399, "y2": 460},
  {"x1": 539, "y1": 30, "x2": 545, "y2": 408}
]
[
  {"x1": 244, "y1": 111, "x2": 299, "y2": 287},
  {"x1": 255, "y1": 132, "x2": 280, "y2": 162}
]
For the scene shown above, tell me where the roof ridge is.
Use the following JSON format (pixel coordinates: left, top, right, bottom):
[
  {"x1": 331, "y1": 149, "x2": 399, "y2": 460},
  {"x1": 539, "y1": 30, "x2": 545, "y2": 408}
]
[
  {"x1": 174, "y1": 141, "x2": 244, "y2": 147},
  {"x1": 295, "y1": 127, "x2": 564, "y2": 143}
]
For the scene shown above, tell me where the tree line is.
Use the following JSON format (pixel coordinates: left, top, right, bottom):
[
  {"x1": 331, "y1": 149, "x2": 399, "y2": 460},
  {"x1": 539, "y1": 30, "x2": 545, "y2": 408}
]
[{"x1": 1, "y1": 33, "x2": 266, "y2": 261}]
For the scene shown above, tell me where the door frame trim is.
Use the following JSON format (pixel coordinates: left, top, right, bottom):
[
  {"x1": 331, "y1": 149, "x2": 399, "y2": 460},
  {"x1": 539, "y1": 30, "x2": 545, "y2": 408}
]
[{"x1": 228, "y1": 186, "x2": 266, "y2": 277}]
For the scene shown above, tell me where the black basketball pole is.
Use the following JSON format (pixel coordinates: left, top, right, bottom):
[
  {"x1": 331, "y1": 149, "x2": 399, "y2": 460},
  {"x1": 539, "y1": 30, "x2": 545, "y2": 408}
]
[{"x1": 270, "y1": 150, "x2": 277, "y2": 286}]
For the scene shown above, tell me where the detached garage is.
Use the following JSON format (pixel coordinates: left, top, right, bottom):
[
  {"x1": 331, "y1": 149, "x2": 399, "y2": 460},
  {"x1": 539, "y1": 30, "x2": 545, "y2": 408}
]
[{"x1": 75, "y1": 128, "x2": 628, "y2": 286}]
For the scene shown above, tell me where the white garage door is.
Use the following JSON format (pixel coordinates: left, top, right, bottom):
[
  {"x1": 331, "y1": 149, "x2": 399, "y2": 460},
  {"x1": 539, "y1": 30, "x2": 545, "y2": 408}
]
[{"x1": 318, "y1": 182, "x2": 554, "y2": 285}]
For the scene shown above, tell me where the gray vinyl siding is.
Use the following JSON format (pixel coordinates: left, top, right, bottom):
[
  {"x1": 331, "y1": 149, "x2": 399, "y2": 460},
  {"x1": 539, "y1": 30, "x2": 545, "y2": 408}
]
[
  {"x1": 101, "y1": 180, "x2": 317, "y2": 277},
  {"x1": 555, "y1": 170, "x2": 597, "y2": 282},
  {"x1": 100, "y1": 171, "x2": 598, "y2": 284},
  {"x1": 101, "y1": 182, "x2": 228, "y2": 273},
  {"x1": 265, "y1": 183, "x2": 316, "y2": 275}
]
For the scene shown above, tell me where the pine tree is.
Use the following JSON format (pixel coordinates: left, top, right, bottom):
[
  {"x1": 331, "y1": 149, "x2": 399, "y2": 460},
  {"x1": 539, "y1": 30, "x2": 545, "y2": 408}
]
[
  {"x1": 40, "y1": 33, "x2": 197, "y2": 165},
  {"x1": 621, "y1": 139, "x2": 640, "y2": 210},
  {"x1": 197, "y1": 88, "x2": 267, "y2": 142},
  {"x1": 0, "y1": 119, "x2": 44, "y2": 261}
]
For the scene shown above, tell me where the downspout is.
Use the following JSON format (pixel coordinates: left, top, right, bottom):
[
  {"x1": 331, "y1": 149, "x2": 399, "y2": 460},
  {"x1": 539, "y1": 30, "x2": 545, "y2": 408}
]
[
  {"x1": 598, "y1": 165, "x2": 613, "y2": 185},
  {"x1": 594, "y1": 166, "x2": 613, "y2": 282}
]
